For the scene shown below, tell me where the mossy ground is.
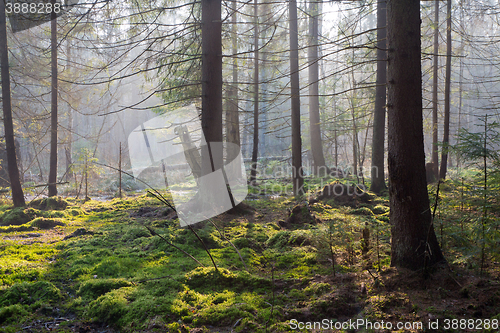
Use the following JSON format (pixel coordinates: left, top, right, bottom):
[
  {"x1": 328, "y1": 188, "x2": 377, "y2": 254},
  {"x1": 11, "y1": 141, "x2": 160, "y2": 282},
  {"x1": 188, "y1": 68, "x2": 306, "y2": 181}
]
[{"x1": 0, "y1": 174, "x2": 499, "y2": 332}]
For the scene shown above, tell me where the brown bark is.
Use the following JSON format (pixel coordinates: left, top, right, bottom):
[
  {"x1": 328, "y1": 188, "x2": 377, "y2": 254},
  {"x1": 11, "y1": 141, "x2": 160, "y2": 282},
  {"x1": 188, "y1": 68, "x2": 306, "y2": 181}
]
[
  {"x1": 431, "y1": 0, "x2": 439, "y2": 180},
  {"x1": 225, "y1": 0, "x2": 240, "y2": 171},
  {"x1": 370, "y1": 0, "x2": 387, "y2": 194},
  {"x1": 201, "y1": 0, "x2": 223, "y2": 167},
  {"x1": 308, "y1": 0, "x2": 327, "y2": 176},
  {"x1": 289, "y1": 0, "x2": 304, "y2": 196},
  {"x1": 387, "y1": 0, "x2": 444, "y2": 270},
  {"x1": 48, "y1": 4, "x2": 58, "y2": 197},
  {"x1": 439, "y1": 0, "x2": 452, "y2": 180},
  {"x1": 0, "y1": 1, "x2": 25, "y2": 207},
  {"x1": 249, "y1": 0, "x2": 259, "y2": 185}
]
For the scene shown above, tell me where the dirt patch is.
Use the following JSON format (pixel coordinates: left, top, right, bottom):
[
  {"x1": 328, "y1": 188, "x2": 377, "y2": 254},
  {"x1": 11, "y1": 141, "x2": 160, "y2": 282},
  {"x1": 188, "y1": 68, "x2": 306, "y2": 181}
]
[
  {"x1": 279, "y1": 204, "x2": 321, "y2": 229},
  {"x1": 64, "y1": 228, "x2": 95, "y2": 240},
  {"x1": 226, "y1": 202, "x2": 255, "y2": 215}
]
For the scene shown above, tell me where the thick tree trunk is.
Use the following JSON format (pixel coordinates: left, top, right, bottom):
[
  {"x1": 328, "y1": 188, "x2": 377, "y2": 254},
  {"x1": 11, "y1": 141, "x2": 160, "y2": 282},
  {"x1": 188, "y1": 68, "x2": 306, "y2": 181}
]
[
  {"x1": 387, "y1": 0, "x2": 444, "y2": 270},
  {"x1": 431, "y1": 0, "x2": 439, "y2": 181},
  {"x1": 201, "y1": 0, "x2": 223, "y2": 164},
  {"x1": 48, "y1": 6, "x2": 58, "y2": 197},
  {"x1": 249, "y1": 0, "x2": 259, "y2": 185},
  {"x1": 0, "y1": 2, "x2": 25, "y2": 207},
  {"x1": 370, "y1": 0, "x2": 387, "y2": 194},
  {"x1": 439, "y1": 0, "x2": 452, "y2": 179},
  {"x1": 289, "y1": 0, "x2": 304, "y2": 196},
  {"x1": 308, "y1": 0, "x2": 327, "y2": 176},
  {"x1": 225, "y1": 0, "x2": 240, "y2": 173}
]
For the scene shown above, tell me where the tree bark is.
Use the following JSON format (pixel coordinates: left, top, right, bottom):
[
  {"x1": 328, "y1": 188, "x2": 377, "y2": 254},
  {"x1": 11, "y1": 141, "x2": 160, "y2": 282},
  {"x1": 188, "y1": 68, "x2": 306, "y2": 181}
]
[
  {"x1": 65, "y1": 40, "x2": 74, "y2": 181},
  {"x1": 0, "y1": 1, "x2": 25, "y2": 207},
  {"x1": 308, "y1": 0, "x2": 327, "y2": 176},
  {"x1": 439, "y1": 0, "x2": 452, "y2": 179},
  {"x1": 225, "y1": 0, "x2": 240, "y2": 173},
  {"x1": 387, "y1": 0, "x2": 444, "y2": 270},
  {"x1": 249, "y1": 0, "x2": 259, "y2": 185},
  {"x1": 48, "y1": 4, "x2": 58, "y2": 197},
  {"x1": 289, "y1": 0, "x2": 304, "y2": 196},
  {"x1": 370, "y1": 0, "x2": 387, "y2": 194},
  {"x1": 201, "y1": 0, "x2": 223, "y2": 165},
  {"x1": 431, "y1": 0, "x2": 439, "y2": 180}
]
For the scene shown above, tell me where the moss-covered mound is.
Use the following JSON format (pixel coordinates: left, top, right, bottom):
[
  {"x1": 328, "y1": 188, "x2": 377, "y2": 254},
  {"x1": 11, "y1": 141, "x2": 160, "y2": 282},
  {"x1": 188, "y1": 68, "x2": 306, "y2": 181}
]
[
  {"x1": 0, "y1": 281, "x2": 61, "y2": 307},
  {"x1": 29, "y1": 197, "x2": 69, "y2": 210},
  {"x1": 77, "y1": 278, "x2": 133, "y2": 300},
  {"x1": 29, "y1": 217, "x2": 65, "y2": 229},
  {"x1": 0, "y1": 207, "x2": 33, "y2": 226},
  {"x1": 279, "y1": 204, "x2": 320, "y2": 229}
]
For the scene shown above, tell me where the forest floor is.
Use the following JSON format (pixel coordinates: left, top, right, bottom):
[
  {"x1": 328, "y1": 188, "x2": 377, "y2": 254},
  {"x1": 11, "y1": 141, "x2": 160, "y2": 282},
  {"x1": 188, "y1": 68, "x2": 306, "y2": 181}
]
[{"x1": 0, "y1": 177, "x2": 499, "y2": 332}]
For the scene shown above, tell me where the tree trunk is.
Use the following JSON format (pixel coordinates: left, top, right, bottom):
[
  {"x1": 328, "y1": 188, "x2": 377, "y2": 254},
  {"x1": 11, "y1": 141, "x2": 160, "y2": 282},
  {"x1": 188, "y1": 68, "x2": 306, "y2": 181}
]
[
  {"x1": 439, "y1": 0, "x2": 452, "y2": 179},
  {"x1": 65, "y1": 40, "x2": 74, "y2": 181},
  {"x1": 370, "y1": 0, "x2": 387, "y2": 194},
  {"x1": 0, "y1": 1, "x2": 25, "y2": 207},
  {"x1": 289, "y1": 0, "x2": 304, "y2": 196},
  {"x1": 201, "y1": 0, "x2": 223, "y2": 163},
  {"x1": 387, "y1": 0, "x2": 444, "y2": 270},
  {"x1": 48, "y1": 4, "x2": 58, "y2": 197},
  {"x1": 431, "y1": 0, "x2": 439, "y2": 180},
  {"x1": 249, "y1": 0, "x2": 259, "y2": 185},
  {"x1": 308, "y1": 0, "x2": 327, "y2": 176},
  {"x1": 200, "y1": 0, "x2": 223, "y2": 211},
  {"x1": 225, "y1": 0, "x2": 240, "y2": 173}
]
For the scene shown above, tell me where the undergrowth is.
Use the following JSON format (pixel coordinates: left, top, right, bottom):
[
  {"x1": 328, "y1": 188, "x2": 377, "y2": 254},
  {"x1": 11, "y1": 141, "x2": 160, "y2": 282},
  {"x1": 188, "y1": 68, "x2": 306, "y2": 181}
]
[{"x1": 0, "y1": 173, "x2": 498, "y2": 332}]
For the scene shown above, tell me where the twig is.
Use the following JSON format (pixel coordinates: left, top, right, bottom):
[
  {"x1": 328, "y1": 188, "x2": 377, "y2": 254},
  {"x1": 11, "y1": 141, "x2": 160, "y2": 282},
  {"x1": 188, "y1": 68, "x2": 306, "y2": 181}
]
[
  {"x1": 144, "y1": 225, "x2": 204, "y2": 267},
  {"x1": 209, "y1": 218, "x2": 248, "y2": 271},
  {"x1": 423, "y1": 180, "x2": 442, "y2": 278},
  {"x1": 91, "y1": 161, "x2": 176, "y2": 212},
  {"x1": 187, "y1": 224, "x2": 218, "y2": 272}
]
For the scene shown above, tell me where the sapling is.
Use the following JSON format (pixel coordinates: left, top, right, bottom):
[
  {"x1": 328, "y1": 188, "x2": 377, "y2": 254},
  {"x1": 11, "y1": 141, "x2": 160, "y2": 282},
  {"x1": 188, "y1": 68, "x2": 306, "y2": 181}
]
[{"x1": 452, "y1": 115, "x2": 500, "y2": 274}]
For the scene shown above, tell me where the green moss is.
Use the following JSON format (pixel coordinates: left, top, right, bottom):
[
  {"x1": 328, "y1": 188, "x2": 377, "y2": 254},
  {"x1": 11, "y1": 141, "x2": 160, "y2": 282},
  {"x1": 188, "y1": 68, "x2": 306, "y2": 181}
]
[
  {"x1": 86, "y1": 287, "x2": 133, "y2": 325},
  {"x1": 371, "y1": 205, "x2": 389, "y2": 215},
  {"x1": 350, "y1": 207, "x2": 374, "y2": 216},
  {"x1": 0, "y1": 208, "x2": 32, "y2": 226},
  {"x1": 185, "y1": 267, "x2": 270, "y2": 292},
  {"x1": 377, "y1": 216, "x2": 390, "y2": 223},
  {"x1": 303, "y1": 282, "x2": 331, "y2": 296},
  {"x1": 0, "y1": 281, "x2": 61, "y2": 307},
  {"x1": 122, "y1": 226, "x2": 151, "y2": 241},
  {"x1": 29, "y1": 217, "x2": 65, "y2": 229},
  {"x1": 77, "y1": 278, "x2": 133, "y2": 300},
  {"x1": 266, "y1": 231, "x2": 291, "y2": 248},
  {"x1": 0, "y1": 304, "x2": 29, "y2": 325},
  {"x1": 29, "y1": 197, "x2": 69, "y2": 210}
]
